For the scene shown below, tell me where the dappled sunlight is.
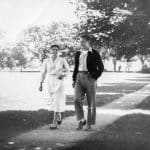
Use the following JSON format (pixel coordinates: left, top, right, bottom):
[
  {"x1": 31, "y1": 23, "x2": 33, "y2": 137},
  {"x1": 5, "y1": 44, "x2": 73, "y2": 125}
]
[
  {"x1": 138, "y1": 90, "x2": 150, "y2": 94},
  {"x1": 98, "y1": 83, "x2": 116, "y2": 87},
  {"x1": 97, "y1": 108, "x2": 150, "y2": 116},
  {"x1": 97, "y1": 92, "x2": 125, "y2": 95},
  {"x1": 127, "y1": 77, "x2": 150, "y2": 83},
  {"x1": 99, "y1": 73, "x2": 150, "y2": 87}
]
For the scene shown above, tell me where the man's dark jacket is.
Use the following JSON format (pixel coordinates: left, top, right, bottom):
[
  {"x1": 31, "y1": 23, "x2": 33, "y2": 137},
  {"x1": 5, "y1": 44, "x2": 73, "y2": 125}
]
[{"x1": 73, "y1": 49, "x2": 104, "y2": 82}]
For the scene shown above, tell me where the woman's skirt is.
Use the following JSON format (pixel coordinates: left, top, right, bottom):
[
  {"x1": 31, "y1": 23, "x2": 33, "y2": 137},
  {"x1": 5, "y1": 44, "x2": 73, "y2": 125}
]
[{"x1": 47, "y1": 76, "x2": 66, "y2": 112}]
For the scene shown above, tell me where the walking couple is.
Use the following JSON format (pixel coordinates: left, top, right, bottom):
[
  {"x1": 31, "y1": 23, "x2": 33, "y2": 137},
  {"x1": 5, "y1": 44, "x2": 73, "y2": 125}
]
[{"x1": 39, "y1": 34, "x2": 104, "y2": 131}]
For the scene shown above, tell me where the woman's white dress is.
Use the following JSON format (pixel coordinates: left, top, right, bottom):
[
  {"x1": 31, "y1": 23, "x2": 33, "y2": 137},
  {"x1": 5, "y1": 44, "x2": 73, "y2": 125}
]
[{"x1": 40, "y1": 56, "x2": 70, "y2": 112}]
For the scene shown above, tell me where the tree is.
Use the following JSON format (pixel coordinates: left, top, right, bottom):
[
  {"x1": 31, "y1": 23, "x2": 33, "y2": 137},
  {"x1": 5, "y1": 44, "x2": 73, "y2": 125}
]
[
  {"x1": 0, "y1": 29, "x2": 7, "y2": 70},
  {"x1": 111, "y1": 1, "x2": 150, "y2": 69},
  {"x1": 5, "y1": 56, "x2": 14, "y2": 70},
  {"x1": 23, "y1": 22, "x2": 79, "y2": 63},
  {"x1": 0, "y1": 49, "x2": 8, "y2": 69},
  {"x1": 71, "y1": 0, "x2": 132, "y2": 46},
  {"x1": 72, "y1": 0, "x2": 150, "y2": 71},
  {"x1": 70, "y1": 0, "x2": 134, "y2": 71},
  {"x1": 12, "y1": 43, "x2": 27, "y2": 72}
]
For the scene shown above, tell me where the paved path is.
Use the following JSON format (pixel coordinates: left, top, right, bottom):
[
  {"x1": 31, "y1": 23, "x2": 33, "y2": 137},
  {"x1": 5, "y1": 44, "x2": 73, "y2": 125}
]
[{"x1": 8, "y1": 83, "x2": 150, "y2": 150}]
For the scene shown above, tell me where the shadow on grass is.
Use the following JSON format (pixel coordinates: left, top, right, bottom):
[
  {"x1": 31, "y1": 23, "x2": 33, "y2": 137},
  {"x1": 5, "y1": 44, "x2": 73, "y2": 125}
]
[
  {"x1": 64, "y1": 114, "x2": 150, "y2": 150},
  {"x1": 127, "y1": 75, "x2": 150, "y2": 82},
  {"x1": 0, "y1": 110, "x2": 75, "y2": 145},
  {"x1": 66, "y1": 94, "x2": 123, "y2": 107},
  {"x1": 97, "y1": 82, "x2": 148, "y2": 94},
  {"x1": 127, "y1": 79, "x2": 150, "y2": 82},
  {"x1": 66, "y1": 82, "x2": 147, "y2": 107}
]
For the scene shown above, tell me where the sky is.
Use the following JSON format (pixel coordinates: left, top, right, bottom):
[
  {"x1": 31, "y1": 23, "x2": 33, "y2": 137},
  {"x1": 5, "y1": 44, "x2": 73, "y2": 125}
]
[{"x1": 0, "y1": 0, "x2": 78, "y2": 44}]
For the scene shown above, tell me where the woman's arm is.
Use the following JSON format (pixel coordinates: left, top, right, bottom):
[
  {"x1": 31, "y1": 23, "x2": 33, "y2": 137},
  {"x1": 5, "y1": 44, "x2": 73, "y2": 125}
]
[
  {"x1": 63, "y1": 58, "x2": 70, "y2": 76},
  {"x1": 40, "y1": 59, "x2": 47, "y2": 83},
  {"x1": 57, "y1": 58, "x2": 70, "y2": 80}
]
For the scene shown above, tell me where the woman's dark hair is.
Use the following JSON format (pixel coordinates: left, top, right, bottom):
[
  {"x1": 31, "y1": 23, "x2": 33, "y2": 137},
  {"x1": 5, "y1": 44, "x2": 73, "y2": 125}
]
[
  {"x1": 80, "y1": 34, "x2": 91, "y2": 42},
  {"x1": 50, "y1": 44, "x2": 60, "y2": 49}
]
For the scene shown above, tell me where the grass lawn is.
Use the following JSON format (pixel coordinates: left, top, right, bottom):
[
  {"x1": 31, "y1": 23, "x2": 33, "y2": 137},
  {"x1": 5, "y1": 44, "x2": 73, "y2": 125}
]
[
  {"x1": 64, "y1": 114, "x2": 150, "y2": 150},
  {"x1": 0, "y1": 110, "x2": 74, "y2": 146},
  {"x1": 97, "y1": 82, "x2": 147, "y2": 94}
]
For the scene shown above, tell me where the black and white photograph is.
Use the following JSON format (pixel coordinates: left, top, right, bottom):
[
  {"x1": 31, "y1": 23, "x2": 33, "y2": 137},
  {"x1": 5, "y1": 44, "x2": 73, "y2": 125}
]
[{"x1": 0, "y1": 0, "x2": 150, "y2": 149}]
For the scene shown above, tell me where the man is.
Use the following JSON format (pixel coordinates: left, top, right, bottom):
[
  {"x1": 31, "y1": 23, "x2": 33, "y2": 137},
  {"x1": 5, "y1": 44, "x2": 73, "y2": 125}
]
[{"x1": 72, "y1": 34, "x2": 104, "y2": 131}]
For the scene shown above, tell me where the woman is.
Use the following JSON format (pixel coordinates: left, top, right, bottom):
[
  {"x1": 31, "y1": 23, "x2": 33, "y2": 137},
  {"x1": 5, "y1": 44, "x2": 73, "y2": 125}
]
[{"x1": 39, "y1": 44, "x2": 70, "y2": 129}]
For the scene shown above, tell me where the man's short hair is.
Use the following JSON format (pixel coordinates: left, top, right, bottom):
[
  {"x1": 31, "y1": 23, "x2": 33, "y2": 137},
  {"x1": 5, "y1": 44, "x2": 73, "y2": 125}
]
[
  {"x1": 80, "y1": 34, "x2": 91, "y2": 42},
  {"x1": 50, "y1": 44, "x2": 60, "y2": 49}
]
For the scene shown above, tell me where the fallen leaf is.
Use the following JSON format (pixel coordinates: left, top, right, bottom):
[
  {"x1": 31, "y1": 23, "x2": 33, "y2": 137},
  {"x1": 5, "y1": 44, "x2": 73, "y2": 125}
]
[
  {"x1": 8, "y1": 141, "x2": 14, "y2": 145},
  {"x1": 56, "y1": 143, "x2": 65, "y2": 147}
]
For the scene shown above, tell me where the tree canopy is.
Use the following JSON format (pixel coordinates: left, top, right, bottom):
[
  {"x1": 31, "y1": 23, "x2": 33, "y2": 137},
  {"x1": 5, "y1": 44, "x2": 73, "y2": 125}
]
[{"x1": 71, "y1": 0, "x2": 150, "y2": 63}]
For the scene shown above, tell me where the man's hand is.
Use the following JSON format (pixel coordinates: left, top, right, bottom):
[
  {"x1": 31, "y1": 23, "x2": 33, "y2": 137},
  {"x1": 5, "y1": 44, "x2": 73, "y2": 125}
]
[
  {"x1": 72, "y1": 81, "x2": 76, "y2": 88},
  {"x1": 39, "y1": 82, "x2": 43, "y2": 91}
]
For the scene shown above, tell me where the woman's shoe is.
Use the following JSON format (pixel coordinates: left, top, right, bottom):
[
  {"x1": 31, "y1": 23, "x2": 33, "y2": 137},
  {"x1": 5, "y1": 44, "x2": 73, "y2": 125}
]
[
  {"x1": 85, "y1": 125, "x2": 92, "y2": 131},
  {"x1": 49, "y1": 124, "x2": 57, "y2": 130}
]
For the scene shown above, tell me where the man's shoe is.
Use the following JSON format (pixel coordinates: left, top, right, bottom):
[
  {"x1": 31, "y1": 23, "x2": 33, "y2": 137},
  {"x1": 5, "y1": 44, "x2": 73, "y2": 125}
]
[
  {"x1": 76, "y1": 120, "x2": 86, "y2": 130},
  {"x1": 57, "y1": 120, "x2": 62, "y2": 125},
  {"x1": 85, "y1": 125, "x2": 92, "y2": 131}
]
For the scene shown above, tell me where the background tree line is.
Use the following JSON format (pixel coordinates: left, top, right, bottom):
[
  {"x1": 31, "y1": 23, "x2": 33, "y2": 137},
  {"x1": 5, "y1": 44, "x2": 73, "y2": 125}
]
[{"x1": 0, "y1": 0, "x2": 150, "y2": 72}]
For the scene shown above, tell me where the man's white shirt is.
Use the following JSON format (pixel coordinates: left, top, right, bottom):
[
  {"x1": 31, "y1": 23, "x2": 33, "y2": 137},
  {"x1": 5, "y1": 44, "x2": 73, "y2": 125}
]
[{"x1": 78, "y1": 47, "x2": 92, "y2": 71}]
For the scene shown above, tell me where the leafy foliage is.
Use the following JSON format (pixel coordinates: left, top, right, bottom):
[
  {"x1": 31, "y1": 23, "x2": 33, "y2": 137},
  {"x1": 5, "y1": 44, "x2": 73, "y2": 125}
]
[
  {"x1": 11, "y1": 42, "x2": 27, "y2": 71},
  {"x1": 23, "y1": 22, "x2": 79, "y2": 62},
  {"x1": 72, "y1": 0, "x2": 150, "y2": 65},
  {"x1": 0, "y1": 49, "x2": 8, "y2": 69}
]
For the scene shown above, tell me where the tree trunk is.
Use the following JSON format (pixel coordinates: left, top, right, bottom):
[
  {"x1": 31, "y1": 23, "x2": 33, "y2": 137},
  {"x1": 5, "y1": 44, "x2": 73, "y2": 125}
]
[
  {"x1": 20, "y1": 66, "x2": 23, "y2": 72},
  {"x1": 141, "y1": 60, "x2": 145, "y2": 70},
  {"x1": 113, "y1": 58, "x2": 117, "y2": 72},
  {"x1": 126, "y1": 61, "x2": 130, "y2": 72},
  {"x1": 138, "y1": 55, "x2": 145, "y2": 71}
]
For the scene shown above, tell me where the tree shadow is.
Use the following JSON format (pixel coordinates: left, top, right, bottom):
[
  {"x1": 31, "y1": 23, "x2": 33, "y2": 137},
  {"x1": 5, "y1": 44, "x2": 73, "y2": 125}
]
[
  {"x1": 66, "y1": 81, "x2": 147, "y2": 107},
  {"x1": 0, "y1": 110, "x2": 74, "y2": 146},
  {"x1": 64, "y1": 114, "x2": 150, "y2": 150}
]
